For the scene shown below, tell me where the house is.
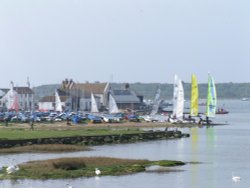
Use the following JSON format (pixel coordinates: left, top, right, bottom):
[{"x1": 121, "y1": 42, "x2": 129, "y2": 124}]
[
  {"x1": 38, "y1": 93, "x2": 70, "y2": 112},
  {"x1": 58, "y1": 80, "x2": 145, "y2": 112},
  {"x1": 72, "y1": 82, "x2": 145, "y2": 112},
  {"x1": 14, "y1": 87, "x2": 35, "y2": 111},
  {"x1": 60, "y1": 81, "x2": 109, "y2": 112},
  {"x1": 38, "y1": 79, "x2": 145, "y2": 113},
  {"x1": 0, "y1": 86, "x2": 35, "y2": 111},
  {"x1": 38, "y1": 96, "x2": 55, "y2": 112},
  {"x1": 109, "y1": 85, "x2": 143, "y2": 111}
]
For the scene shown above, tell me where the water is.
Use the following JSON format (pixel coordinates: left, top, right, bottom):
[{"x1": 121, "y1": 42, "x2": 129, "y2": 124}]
[{"x1": 1, "y1": 99, "x2": 250, "y2": 188}]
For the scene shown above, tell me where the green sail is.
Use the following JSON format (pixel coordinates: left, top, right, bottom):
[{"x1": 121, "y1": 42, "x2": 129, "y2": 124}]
[{"x1": 206, "y1": 74, "x2": 217, "y2": 117}]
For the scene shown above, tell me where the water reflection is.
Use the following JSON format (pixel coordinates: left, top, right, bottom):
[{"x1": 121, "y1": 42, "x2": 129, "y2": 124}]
[
  {"x1": 206, "y1": 127, "x2": 216, "y2": 149},
  {"x1": 190, "y1": 127, "x2": 198, "y2": 188},
  {"x1": 206, "y1": 127, "x2": 216, "y2": 188}
]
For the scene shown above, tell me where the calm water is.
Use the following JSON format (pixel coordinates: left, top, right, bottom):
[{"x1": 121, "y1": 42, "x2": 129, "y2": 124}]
[{"x1": 1, "y1": 100, "x2": 250, "y2": 188}]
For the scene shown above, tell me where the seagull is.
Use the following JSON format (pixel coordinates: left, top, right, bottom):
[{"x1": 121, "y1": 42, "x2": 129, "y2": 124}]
[
  {"x1": 95, "y1": 168, "x2": 101, "y2": 175},
  {"x1": 232, "y1": 172, "x2": 241, "y2": 182},
  {"x1": 6, "y1": 158, "x2": 19, "y2": 174},
  {"x1": 66, "y1": 183, "x2": 74, "y2": 188},
  {"x1": 6, "y1": 164, "x2": 19, "y2": 174}
]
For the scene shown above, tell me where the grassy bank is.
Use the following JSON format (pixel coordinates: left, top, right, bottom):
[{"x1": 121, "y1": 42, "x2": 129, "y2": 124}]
[
  {"x1": 0, "y1": 121, "x2": 173, "y2": 140},
  {"x1": 0, "y1": 157, "x2": 185, "y2": 179},
  {"x1": 0, "y1": 126, "x2": 144, "y2": 140}
]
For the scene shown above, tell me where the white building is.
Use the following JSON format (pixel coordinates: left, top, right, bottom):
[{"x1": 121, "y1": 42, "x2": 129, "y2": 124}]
[
  {"x1": 0, "y1": 87, "x2": 35, "y2": 111},
  {"x1": 38, "y1": 95, "x2": 70, "y2": 112}
]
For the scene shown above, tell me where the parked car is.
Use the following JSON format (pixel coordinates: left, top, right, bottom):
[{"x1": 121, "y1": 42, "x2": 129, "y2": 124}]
[
  {"x1": 87, "y1": 114, "x2": 102, "y2": 123},
  {"x1": 101, "y1": 114, "x2": 120, "y2": 123},
  {"x1": 126, "y1": 114, "x2": 140, "y2": 122}
]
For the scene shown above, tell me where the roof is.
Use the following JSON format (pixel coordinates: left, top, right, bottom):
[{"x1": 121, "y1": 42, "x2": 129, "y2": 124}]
[
  {"x1": 40, "y1": 96, "x2": 55, "y2": 103},
  {"x1": 60, "y1": 96, "x2": 69, "y2": 102},
  {"x1": 0, "y1": 88, "x2": 34, "y2": 96},
  {"x1": 0, "y1": 89, "x2": 9, "y2": 93},
  {"x1": 39, "y1": 95, "x2": 69, "y2": 103},
  {"x1": 72, "y1": 83, "x2": 108, "y2": 96},
  {"x1": 112, "y1": 90, "x2": 140, "y2": 104},
  {"x1": 0, "y1": 89, "x2": 8, "y2": 97},
  {"x1": 57, "y1": 89, "x2": 68, "y2": 96},
  {"x1": 13, "y1": 87, "x2": 34, "y2": 94}
]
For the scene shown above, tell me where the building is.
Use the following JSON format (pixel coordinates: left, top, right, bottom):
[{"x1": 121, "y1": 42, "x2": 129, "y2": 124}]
[
  {"x1": 38, "y1": 94, "x2": 70, "y2": 112},
  {"x1": 38, "y1": 96, "x2": 55, "y2": 112},
  {"x1": 109, "y1": 83, "x2": 143, "y2": 111},
  {"x1": 14, "y1": 87, "x2": 35, "y2": 111},
  {"x1": 60, "y1": 80, "x2": 109, "y2": 112},
  {"x1": 37, "y1": 79, "x2": 145, "y2": 113},
  {"x1": 0, "y1": 86, "x2": 35, "y2": 111}
]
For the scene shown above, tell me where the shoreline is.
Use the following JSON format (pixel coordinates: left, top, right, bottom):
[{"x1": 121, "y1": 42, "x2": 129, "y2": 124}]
[
  {"x1": 0, "y1": 121, "x2": 197, "y2": 130},
  {"x1": 0, "y1": 129, "x2": 190, "y2": 149},
  {"x1": 0, "y1": 122, "x2": 190, "y2": 180}
]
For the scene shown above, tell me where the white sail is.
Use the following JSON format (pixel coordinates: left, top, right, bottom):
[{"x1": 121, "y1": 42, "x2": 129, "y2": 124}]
[
  {"x1": 175, "y1": 78, "x2": 184, "y2": 120},
  {"x1": 103, "y1": 82, "x2": 110, "y2": 106},
  {"x1": 91, "y1": 93, "x2": 99, "y2": 113},
  {"x1": 172, "y1": 74, "x2": 179, "y2": 117},
  {"x1": 150, "y1": 84, "x2": 161, "y2": 115},
  {"x1": 109, "y1": 94, "x2": 119, "y2": 114},
  {"x1": 55, "y1": 90, "x2": 62, "y2": 112},
  {"x1": 172, "y1": 75, "x2": 184, "y2": 121}
]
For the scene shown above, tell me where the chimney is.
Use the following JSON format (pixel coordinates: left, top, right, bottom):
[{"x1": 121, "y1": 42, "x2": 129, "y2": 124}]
[{"x1": 125, "y1": 83, "x2": 130, "y2": 90}]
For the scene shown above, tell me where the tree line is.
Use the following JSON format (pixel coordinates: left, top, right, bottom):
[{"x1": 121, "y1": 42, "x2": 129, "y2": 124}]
[{"x1": 33, "y1": 82, "x2": 250, "y2": 101}]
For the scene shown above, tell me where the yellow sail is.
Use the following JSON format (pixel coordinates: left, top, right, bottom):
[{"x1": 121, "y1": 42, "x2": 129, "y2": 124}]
[{"x1": 190, "y1": 74, "x2": 199, "y2": 116}]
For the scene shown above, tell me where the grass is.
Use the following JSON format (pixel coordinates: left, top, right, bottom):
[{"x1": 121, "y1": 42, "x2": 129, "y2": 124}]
[
  {"x1": 0, "y1": 144, "x2": 90, "y2": 153},
  {"x1": 0, "y1": 157, "x2": 185, "y2": 179},
  {"x1": 0, "y1": 126, "x2": 145, "y2": 140},
  {"x1": 0, "y1": 119, "x2": 181, "y2": 141}
]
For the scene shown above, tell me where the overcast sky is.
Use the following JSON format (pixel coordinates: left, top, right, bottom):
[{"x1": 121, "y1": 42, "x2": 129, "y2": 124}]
[{"x1": 0, "y1": 0, "x2": 249, "y2": 88}]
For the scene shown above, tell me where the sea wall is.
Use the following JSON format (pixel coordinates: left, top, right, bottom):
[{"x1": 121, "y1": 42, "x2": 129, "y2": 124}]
[{"x1": 0, "y1": 130, "x2": 190, "y2": 148}]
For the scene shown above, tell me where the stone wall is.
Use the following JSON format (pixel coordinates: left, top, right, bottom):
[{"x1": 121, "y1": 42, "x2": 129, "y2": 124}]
[{"x1": 0, "y1": 130, "x2": 190, "y2": 148}]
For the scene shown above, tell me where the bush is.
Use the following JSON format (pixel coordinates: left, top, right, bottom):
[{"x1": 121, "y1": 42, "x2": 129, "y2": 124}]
[{"x1": 52, "y1": 159, "x2": 86, "y2": 170}]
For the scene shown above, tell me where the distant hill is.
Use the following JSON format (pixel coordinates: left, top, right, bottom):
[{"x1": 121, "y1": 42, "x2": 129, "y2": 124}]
[
  {"x1": 32, "y1": 82, "x2": 250, "y2": 100},
  {"x1": 32, "y1": 84, "x2": 60, "y2": 100},
  {"x1": 111, "y1": 82, "x2": 250, "y2": 100}
]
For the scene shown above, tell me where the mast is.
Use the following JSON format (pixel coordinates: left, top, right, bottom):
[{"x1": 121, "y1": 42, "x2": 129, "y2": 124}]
[
  {"x1": 150, "y1": 84, "x2": 161, "y2": 116},
  {"x1": 27, "y1": 77, "x2": 30, "y2": 111}
]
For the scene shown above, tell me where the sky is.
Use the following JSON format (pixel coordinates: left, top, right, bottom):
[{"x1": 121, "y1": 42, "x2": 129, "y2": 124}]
[{"x1": 0, "y1": 0, "x2": 249, "y2": 88}]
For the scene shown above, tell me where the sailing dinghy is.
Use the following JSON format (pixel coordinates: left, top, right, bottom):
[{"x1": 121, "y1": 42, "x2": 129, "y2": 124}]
[
  {"x1": 170, "y1": 74, "x2": 184, "y2": 123},
  {"x1": 200, "y1": 73, "x2": 228, "y2": 126}
]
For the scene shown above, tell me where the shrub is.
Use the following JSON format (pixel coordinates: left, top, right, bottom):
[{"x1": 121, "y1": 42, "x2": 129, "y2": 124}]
[{"x1": 52, "y1": 159, "x2": 86, "y2": 170}]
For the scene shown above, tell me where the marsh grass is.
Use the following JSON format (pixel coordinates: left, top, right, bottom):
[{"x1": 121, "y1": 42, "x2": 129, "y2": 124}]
[
  {"x1": 52, "y1": 158, "x2": 87, "y2": 170},
  {"x1": 0, "y1": 157, "x2": 185, "y2": 179},
  {"x1": 0, "y1": 144, "x2": 90, "y2": 153},
  {"x1": 150, "y1": 160, "x2": 185, "y2": 167}
]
